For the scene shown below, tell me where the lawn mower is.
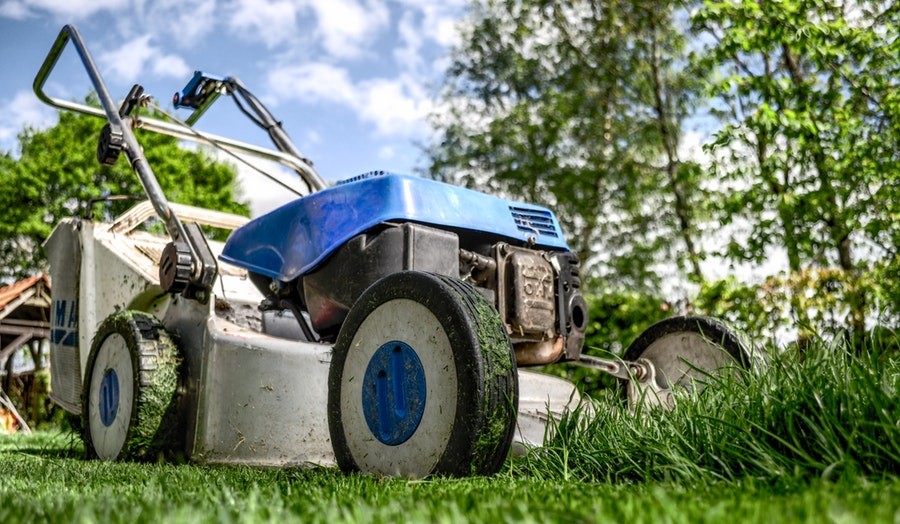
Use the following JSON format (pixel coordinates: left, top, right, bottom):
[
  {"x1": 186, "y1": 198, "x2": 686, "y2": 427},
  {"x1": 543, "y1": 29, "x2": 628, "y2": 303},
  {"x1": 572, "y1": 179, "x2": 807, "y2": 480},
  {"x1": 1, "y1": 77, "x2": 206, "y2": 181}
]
[{"x1": 34, "y1": 25, "x2": 758, "y2": 478}]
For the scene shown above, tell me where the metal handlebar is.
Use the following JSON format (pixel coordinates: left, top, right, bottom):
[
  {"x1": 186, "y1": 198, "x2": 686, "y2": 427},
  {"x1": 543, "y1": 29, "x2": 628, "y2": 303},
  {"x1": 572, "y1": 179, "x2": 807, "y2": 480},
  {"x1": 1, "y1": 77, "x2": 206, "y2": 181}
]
[
  {"x1": 34, "y1": 24, "x2": 222, "y2": 298},
  {"x1": 34, "y1": 25, "x2": 189, "y2": 250},
  {"x1": 33, "y1": 26, "x2": 326, "y2": 195}
]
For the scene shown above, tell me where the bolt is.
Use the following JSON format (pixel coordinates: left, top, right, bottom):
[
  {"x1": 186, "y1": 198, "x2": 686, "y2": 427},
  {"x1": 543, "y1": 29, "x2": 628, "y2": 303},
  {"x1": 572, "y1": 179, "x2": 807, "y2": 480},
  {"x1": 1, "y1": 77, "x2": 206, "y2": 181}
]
[{"x1": 631, "y1": 362, "x2": 648, "y2": 381}]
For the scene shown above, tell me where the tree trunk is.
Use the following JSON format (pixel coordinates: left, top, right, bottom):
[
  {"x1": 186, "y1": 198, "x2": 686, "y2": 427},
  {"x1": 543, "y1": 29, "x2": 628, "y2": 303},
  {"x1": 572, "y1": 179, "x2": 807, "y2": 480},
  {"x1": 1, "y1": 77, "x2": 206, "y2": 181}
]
[
  {"x1": 647, "y1": 10, "x2": 704, "y2": 282},
  {"x1": 782, "y1": 44, "x2": 865, "y2": 343}
]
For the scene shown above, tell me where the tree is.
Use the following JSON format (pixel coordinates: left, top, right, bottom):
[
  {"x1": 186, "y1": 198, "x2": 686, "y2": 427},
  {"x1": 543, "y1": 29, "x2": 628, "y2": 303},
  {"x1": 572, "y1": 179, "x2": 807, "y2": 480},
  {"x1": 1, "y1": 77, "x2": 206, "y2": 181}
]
[
  {"x1": 0, "y1": 104, "x2": 250, "y2": 282},
  {"x1": 426, "y1": 0, "x2": 707, "y2": 292},
  {"x1": 694, "y1": 0, "x2": 900, "y2": 337}
]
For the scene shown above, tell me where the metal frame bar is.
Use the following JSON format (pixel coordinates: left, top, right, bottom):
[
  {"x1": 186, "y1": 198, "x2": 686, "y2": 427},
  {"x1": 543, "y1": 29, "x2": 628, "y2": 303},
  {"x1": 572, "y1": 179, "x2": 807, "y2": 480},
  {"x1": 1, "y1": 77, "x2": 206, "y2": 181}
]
[
  {"x1": 33, "y1": 25, "x2": 226, "y2": 296},
  {"x1": 33, "y1": 27, "x2": 324, "y2": 195},
  {"x1": 34, "y1": 26, "x2": 197, "y2": 265}
]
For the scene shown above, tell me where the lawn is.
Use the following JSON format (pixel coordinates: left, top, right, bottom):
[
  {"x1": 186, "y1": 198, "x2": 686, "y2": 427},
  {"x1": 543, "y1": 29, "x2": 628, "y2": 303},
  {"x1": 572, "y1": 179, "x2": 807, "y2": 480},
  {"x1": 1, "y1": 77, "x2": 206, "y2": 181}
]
[{"x1": 2, "y1": 344, "x2": 899, "y2": 523}]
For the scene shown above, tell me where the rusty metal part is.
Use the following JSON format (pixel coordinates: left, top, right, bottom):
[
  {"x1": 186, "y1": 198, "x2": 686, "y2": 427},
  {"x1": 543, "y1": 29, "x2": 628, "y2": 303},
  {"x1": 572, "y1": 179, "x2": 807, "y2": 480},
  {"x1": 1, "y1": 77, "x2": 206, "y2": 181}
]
[
  {"x1": 459, "y1": 248, "x2": 497, "y2": 286},
  {"x1": 551, "y1": 252, "x2": 587, "y2": 360},
  {"x1": 514, "y1": 337, "x2": 564, "y2": 366},
  {"x1": 459, "y1": 248, "x2": 496, "y2": 272},
  {"x1": 470, "y1": 242, "x2": 587, "y2": 365},
  {"x1": 495, "y1": 244, "x2": 556, "y2": 339}
]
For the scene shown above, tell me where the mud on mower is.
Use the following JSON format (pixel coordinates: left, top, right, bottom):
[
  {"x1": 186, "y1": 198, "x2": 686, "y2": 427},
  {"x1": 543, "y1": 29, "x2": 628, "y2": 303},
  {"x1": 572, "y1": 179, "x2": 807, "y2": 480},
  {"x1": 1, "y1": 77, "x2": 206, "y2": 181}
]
[{"x1": 35, "y1": 25, "x2": 759, "y2": 478}]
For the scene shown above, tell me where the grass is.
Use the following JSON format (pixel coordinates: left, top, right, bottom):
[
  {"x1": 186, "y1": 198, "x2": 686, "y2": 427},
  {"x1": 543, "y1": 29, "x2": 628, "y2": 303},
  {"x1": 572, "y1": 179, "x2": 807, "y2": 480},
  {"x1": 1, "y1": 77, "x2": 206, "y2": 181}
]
[
  {"x1": 2, "y1": 340, "x2": 899, "y2": 523},
  {"x1": 517, "y1": 342, "x2": 900, "y2": 484}
]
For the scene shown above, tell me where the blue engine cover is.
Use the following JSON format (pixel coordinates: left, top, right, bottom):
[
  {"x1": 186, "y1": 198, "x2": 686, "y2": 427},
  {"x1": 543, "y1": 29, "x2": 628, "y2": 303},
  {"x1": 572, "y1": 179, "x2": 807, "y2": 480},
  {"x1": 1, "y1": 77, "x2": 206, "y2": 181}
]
[{"x1": 220, "y1": 172, "x2": 570, "y2": 282}]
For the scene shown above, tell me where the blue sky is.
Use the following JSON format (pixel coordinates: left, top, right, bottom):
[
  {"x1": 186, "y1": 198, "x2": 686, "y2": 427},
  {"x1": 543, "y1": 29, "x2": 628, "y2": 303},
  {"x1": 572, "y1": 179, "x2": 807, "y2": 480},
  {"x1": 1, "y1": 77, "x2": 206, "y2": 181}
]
[{"x1": 0, "y1": 0, "x2": 467, "y2": 215}]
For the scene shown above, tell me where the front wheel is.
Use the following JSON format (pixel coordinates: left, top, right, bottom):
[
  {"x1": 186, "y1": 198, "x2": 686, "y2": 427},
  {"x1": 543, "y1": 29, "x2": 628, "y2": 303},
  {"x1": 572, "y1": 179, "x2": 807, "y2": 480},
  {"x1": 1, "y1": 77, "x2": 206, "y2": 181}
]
[
  {"x1": 82, "y1": 311, "x2": 182, "y2": 461},
  {"x1": 328, "y1": 271, "x2": 518, "y2": 478}
]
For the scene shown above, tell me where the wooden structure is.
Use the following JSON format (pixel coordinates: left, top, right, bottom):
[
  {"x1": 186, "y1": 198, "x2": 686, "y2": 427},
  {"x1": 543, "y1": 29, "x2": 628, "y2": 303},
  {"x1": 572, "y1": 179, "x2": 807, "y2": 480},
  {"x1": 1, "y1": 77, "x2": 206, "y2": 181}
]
[{"x1": 0, "y1": 275, "x2": 51, "y2": 432}]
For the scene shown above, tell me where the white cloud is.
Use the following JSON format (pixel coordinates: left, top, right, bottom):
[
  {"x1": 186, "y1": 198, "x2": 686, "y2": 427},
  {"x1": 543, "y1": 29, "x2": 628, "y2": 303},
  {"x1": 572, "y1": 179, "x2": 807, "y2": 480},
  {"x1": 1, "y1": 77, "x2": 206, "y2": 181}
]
[
  {"x1": 394, "y1": 1, "x2": 466, "y2": 47},
  {"x1": 151, "y1": 54, "x2": 191, "y2": 79},
  {"x1": 394, "y1": 10, "x2": 423, "y2": 72},
  {"x1": 0, "y1": 0, "x2": 219, "y2": 46},
  {"x1": 182, "y1": 1, "x2": 463, "y2": 142},
  {"x1": 422, "y1": 5, "x2": 465, "y2": 48},
  {"x1": 99, "y1": 35, "x2": 190, "y2": 83},
  {"x1": 2, "y1": 0, "x2": 127, "y2": 19},
  {"x1": 305, "y1": 130, "x2": 321, "y2": 144},
  {"x1": 304, "y1": 0, "x2": 389, "y2": 59},
  {"x1": 123, "y1": 0, "x2": 219, "y2": 46},
  {"x1": 226, "y1": 0, "x2": 299, "y2": 49},
  {"x1": 0, "y1": 90, "x2": 58, "y2": 152},
  {"x1": 100, "y1": 35, "x2": 154, "y2": 81},
  {"x1": 203, "y1": 148, "x2": 305, "y2": 216},
  {"x1": 357, "y1": 76, "x2": 431, "y2": 136},
  {"x1": 388, "y1": 2, "x2": 468, "y2": 97},
  {"x1": 431, "y1": 13, "x2": 461, "y2": 48},
  {"x1": 268, "y1": 64, "x2": 432, "y2": 138},
  {"x1": 172, "y1": 0, "x2": 217, "y2": 43},
  {"x1": 235, "y1": 159, "x2": 304, "y2": 216},
  {"x1": 0, "y1": 1, "x2": 30, "y2": 19},
  {"x1": 268, "y1": 62, "x2": 357, "y2": 105},
  {"x1": 223, "y1": 0, "x2": 389, "y2": 58}
]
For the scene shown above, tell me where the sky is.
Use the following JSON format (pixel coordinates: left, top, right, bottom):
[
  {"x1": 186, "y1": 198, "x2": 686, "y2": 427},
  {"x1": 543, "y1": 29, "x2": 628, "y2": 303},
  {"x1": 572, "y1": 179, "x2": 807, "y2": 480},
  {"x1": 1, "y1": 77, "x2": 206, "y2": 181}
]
[{"x1": 0, "y1": 0, "x2": 468, "y2": 215}]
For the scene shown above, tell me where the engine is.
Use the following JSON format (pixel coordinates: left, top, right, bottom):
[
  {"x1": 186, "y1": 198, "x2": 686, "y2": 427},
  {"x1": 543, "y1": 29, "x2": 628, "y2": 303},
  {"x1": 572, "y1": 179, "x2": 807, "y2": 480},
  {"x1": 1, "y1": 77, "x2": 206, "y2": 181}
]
[
  {"x1": 222, "y1": 172, "x2": 589, "y2": 365},
  {"x1": 292, "y1": 222, "x2": 587, "y2": 365}
]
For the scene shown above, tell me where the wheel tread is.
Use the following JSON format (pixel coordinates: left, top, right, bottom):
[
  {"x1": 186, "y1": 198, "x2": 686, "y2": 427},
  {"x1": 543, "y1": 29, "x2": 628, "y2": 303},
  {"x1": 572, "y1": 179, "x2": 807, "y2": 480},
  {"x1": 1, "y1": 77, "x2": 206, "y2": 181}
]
[
  {"x1": 433, "y1": 274, "x2": 518, "y2": 475},
  {"x1": 328, "y1": 271, "x2": 518, "y2": 478},
  {"x1": 82, "y1": 311, "x2": 181, "y2": 461}
]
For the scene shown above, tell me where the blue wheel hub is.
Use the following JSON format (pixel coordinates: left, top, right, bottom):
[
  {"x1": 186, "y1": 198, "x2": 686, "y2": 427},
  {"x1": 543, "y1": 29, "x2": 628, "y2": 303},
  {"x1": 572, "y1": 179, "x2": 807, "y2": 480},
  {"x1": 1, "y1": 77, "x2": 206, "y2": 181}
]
[
  {"x1": 362, "y1": 341, "x2": 426, "y2": 445},
  {"x1": 99, "y1": 368, "x2": 120, "y2": 427}
]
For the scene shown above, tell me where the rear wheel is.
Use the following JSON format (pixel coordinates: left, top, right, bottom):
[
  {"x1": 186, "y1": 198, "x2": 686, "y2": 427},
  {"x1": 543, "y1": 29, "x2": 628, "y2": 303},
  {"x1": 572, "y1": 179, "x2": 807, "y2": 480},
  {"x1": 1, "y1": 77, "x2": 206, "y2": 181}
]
[
  {"x1": 623, "y1": 315, "x2": 757, "y2": 392},
  {"x1": 328, "y1": 271, "x2": 517, "y2": 478},
  {"x1": 82, "y1": 311, "x2": 181, "y2": 461}
]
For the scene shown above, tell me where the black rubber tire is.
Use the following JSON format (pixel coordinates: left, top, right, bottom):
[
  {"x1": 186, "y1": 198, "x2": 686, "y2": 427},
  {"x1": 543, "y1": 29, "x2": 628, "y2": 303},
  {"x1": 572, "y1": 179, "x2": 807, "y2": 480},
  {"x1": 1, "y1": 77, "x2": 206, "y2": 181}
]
[
  {"x1": 82, "y1": 311, "x2": 182, "y2": 461},
  {"x1": 328, "y1": 271, "x2": 518, "y2": 478},
  {"x1": 623, "y1": 315, "x2": 755, "y2": 389}
]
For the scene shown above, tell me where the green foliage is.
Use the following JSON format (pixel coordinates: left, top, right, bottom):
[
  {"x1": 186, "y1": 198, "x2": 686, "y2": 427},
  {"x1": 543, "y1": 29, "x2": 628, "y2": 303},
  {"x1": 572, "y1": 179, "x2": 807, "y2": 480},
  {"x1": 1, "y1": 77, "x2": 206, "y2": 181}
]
[
  {"x1": 0, "y1": 103, "x2": 249, "y2": 282},
  {"x1": 693, "y1": 0, "x2": 900, "y2": 331},
  {"x1": 694, "y1": 276, "x2": 789, "y2": 342},
  {"x1": 695, "y1": 268, "x2": 898, "y2": 345},
  {"x1": 873, "y1": 258, "x2": 900, "y2": 316},
  {"x1": 427, "y1": 0, "x2": 709, "y2": 291},
  {"x1": 428, "y1": 0, "x2": 900, "y2": 343},
  {"x1": 583, "y1": 290, "x2": 673, "y2": 356},
  {"x1": 4, "y1": 369, "x2": 56, "y2": 430}
]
